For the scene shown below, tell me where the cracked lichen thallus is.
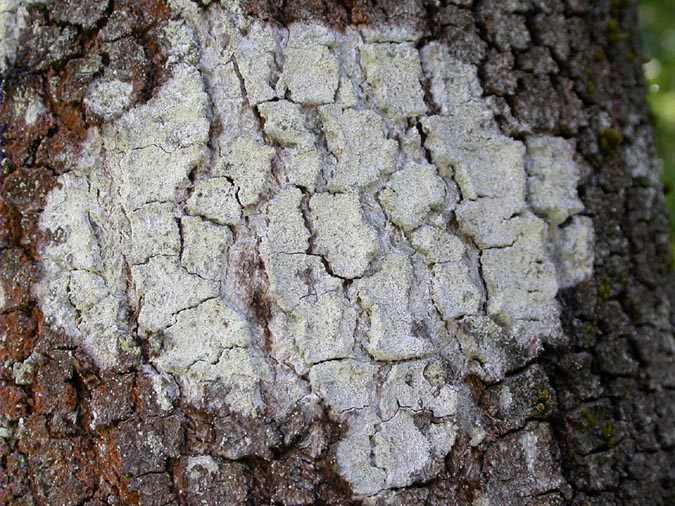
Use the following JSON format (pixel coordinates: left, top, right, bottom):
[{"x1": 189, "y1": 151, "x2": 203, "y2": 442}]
[{"x1": 33, "y1": 6, "x2": 592, "y2": 497}]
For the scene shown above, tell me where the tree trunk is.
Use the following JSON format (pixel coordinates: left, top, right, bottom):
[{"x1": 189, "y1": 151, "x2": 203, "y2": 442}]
[{"x1": 1, "y1": 0, "x2": 673, "y2": 504}]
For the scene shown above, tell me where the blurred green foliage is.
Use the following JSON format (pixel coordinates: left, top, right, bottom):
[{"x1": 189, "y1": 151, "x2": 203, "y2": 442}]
[{"x1": 640, "y1": 0, "x2": 675, "y2": 234}]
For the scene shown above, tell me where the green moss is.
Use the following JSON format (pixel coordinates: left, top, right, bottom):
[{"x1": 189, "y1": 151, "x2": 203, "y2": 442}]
[
  {"x1": 607, "y1": 19, "x2": 629, "y2": 44},
  {"x1": 1, "y1": 158, "x2": 14, "y2": 176},
  {"x1": 600, "y1": 128, "x2": 624, "y2": 152},
  {"x1": 585, "y1": 67, "x2": 598, "y2": 97},
  {"x1": 580, "y1": 408, "x2": 618, "y2": 446},
  {"x1": 118, "y1": 336, "x2": 140, "y2": 355},
  {"x1": 581, "y1": 322, "x2": 598, "y2": 338},
  {"x1": 597, "y1": 277, "x2": 613, "y2": 301},
  {"x1": 592, "y1": 48, "x2": 607, "y2": 63},
  {"x1": 620, "y1": 271, "x2": 630, "y2": 291},
  {"x1": 601, "y1": 422, "x2": 617, "y2": 447},
  {"x1": 580, "y1": 408, "x2": 599, "y2": 429},
  {"x1": 578, "y1": 322, "x2": 599, "y2": 347},
  {"x1": 533, "y1": 388, "x2": 554, "y2": 416}
]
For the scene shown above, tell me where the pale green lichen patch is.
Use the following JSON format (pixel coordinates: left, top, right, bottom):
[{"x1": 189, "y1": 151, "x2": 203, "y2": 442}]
[
  {"x1": 160, "y1": 19, "x2": 200, "y2": 66},
  {"x1": 373, "y1": 411, "x2": 432, "y2": 488},
  {"x1": 420, "y1": 111, "x2": 526, "y2": 209},
  {"x1": 481, "y1": 217, "x2": 559, "y2": 329},
  {"x1": 419, "y1": 116, "x2": 458, "y2": 177},
  {"x1": 144, "y1": 366, "x2": 178, "y2": 413},
  {"x1": 185, "y1": 455, "x2": 220, "y2": 477},
  {"x1": 128, "y1": 202, "x2": 181, "y2": 265},
  {"x1": 263, "y1": 188, "x2": 357, "y2": 369},
  {"x1": 265, "y1": 253, "x2": 329, "y2": 313},
  {"x1": 309, "y1": 192, "x2": 379, "y2": 279},
  {"x1": 420, "y1": 43, "x2": 489, "y2": 122},
  {"x1": 291, "y1": 291, "x2": 357, "y2": 365},
  {"x1": 158, "y1": 298, "x2": 252, "y2": 371},
  {"x1": 35, "y1": 40, "x2": 279, "y2": 419},
  {"x1": 186, "y1": 178, "x2": 241, "y2": 226},
  {"x1": 319, "y1": 105, "x2": 398, "y2": 191},
  {"x1": 278, "y1": 45, "x2": 339, "y2": 105},
  {"x1": 235, "y1": 21, "x2": 278, "y2": 105},
  {"x1": 116, "y1": 70, "x2": 203, "y2": 149},
  {"x1": 308, "y1": 359, "x2": 375, "y2": 413},
  {"x1": 12, "y1": 352, "x2": 40, "y2": 385},
  {"x1": 32, "y1": 8, "x2": 594, "y2": 498},
  {"x1": 40, "y1": 173, "x2": 102, "y2": 273},
  {"x1": 187, "y1": 348, "x2": 272, "y2": 416},
  {"x1": 287, "y1": 22, "x2": 337, "y2": 48},
  {"x1": 431, "y1": 261, "x2": 483, "y2": 320},
  {"x1": 335, "y1": 411, "x2": 386, "y2": 496},
  {"x1": 360, "y1": 43, "x2": 427, "y2": 118},
  {"x1": 68, "y1": 274, "x2": 128, "y2": 368},
  {"x1": 258, "y1": 100, "x2": 314, "y2": 147},
  {"x1": 38, "y1": 171, "x2": 127, "y2": 368},
  {"x1": 455, "y1": 198, "x2": 535, "y2": 249},
  {"x1": 411, "y1": 225, "x2": 465, "y2": 264},
  {"x1": 180, "y1": 216, "x2": 232, "y2": 280},
  {"x1": 265, "y1": 187, "x2": 310, "y2": 254},
  {"x1": 67, "y1": 270, "x2": 109, "y2": 314},
  {"x1": 357, "y1": 254, "x2": 435, "y2": 360},
  {"x1": 360, "y1": 23, "x2": 425, "y2": 44},
  {"x1": 132, "y1": 256, "x2": 219, "y2": 334},
  {"x1": 336, "y1": 76, "x2": 359, "y2": 108},
  {"x1": 105, "y1": 63, "x2": 210, "y2": 211},
  {"x1": 452, "y1": 137, "x2": 526, "y2": 202},
  {"x1": 456, "y1": 316, "x2": 525, "y2": 383},
  {"x1": 280, "y1": 147, "x2": 321, "y2": 192},
  {"x1": 266, "y1": 250, "x2": 356, "y2": 372},
  {"x1": 219, "y1": 137, "x2": 275, "y2": 207},
  {"x1": 380, "y1": 360, "x2": 458, "y2": 419},
  {"x1": 379, "y1": 162, "x2": 446, "y2": 231},
  {"x1": 336, "y1": 406, "x2": 457, "y2": 496},
  {"x1": 526, "y1": 136, "x2": 584, "y2": 225},
  {"x1": 553, "y1": 215, "x2": 594, "y2": 288}
]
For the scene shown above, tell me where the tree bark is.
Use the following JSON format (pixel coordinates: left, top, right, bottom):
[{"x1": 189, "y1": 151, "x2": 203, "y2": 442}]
[{"x1": 1, "y1": 1, "x2": 673, "y2": 505}]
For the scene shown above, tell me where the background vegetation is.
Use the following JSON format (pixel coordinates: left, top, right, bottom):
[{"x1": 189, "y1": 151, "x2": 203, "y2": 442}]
[{"x1": 640, "y1": 0, "x2": 675, "y2": 238}]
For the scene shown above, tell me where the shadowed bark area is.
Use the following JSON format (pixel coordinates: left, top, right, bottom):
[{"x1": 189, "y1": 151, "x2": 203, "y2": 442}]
[{"x1": 0, "y1": 1, "x2": 674, "y2": 505}]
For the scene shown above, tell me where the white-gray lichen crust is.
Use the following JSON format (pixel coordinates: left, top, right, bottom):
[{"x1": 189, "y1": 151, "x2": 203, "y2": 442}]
[{"x1": 35, "y1": 2, "x2": 595, "y2": 499}]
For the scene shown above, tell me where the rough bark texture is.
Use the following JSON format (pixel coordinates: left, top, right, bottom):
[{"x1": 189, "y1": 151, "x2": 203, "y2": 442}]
[{"x1": 0, "y1": 1, "x2": 674, "y2": 505}]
